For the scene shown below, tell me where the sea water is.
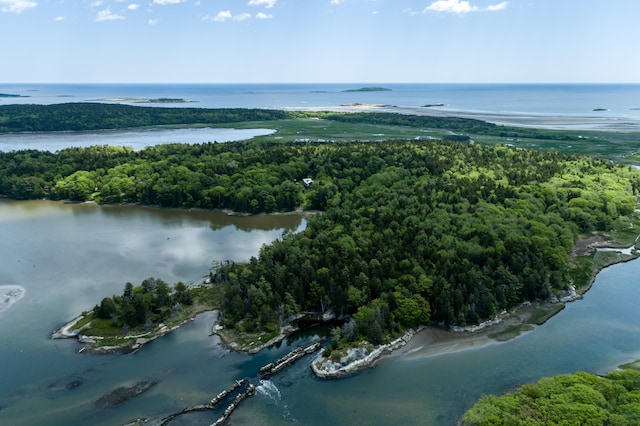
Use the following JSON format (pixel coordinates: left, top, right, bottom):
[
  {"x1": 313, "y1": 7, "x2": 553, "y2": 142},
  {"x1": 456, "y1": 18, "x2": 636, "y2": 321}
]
[{"x1": 2, "y1": 83, "x2": 640, "y2": 120}]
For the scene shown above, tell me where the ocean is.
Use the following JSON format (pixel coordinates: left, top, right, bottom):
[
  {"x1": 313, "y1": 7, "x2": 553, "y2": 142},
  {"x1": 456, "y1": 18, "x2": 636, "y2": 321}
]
[{"x1": 2, "y1": 83, "x2": 640, "y2": 120}]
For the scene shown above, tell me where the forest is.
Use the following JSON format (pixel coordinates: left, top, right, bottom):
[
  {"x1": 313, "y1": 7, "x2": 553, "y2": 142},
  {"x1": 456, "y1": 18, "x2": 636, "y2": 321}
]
[
  {"x1": 91, "y1": 278, "x2": 192, "y2": 332},
  {"x1": 462, "y1": 366, "x2": 640, "y2": 425},
  {"x1": 1, "y1": 135, "x2": 638, "y2": 347},
  {"x1": 0, "y1": 103, "x2": 287, "y2": 132}
]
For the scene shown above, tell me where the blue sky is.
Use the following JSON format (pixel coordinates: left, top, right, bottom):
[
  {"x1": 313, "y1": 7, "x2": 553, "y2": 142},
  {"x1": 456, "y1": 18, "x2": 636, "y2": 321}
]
[{"x1": 1, "y1": 0, "x2": 639, "y2": 83}]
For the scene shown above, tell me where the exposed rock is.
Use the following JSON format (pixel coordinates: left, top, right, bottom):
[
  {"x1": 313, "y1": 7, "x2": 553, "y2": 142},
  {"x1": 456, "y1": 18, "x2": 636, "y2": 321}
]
[
  {"x1": 311, "y1": 330, "x2": 415, "y2": 379},
  {"x1": 95, "y1": 381, "x2": 158, "y2": 408}
]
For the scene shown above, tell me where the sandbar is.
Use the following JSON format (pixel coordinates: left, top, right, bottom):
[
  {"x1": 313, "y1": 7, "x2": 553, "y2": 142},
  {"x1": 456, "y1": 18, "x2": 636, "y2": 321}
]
[
  {"x1": 0, "y1": 285, "x2": 26, "y2": 313},
  {"x1": 291, "y1": 104, "x2": 640, "y2": 132}
]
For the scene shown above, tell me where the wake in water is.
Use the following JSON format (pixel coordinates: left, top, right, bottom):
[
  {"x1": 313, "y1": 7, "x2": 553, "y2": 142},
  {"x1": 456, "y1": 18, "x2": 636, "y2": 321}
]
[
  {"x1": 0, "y1": 285, "x2": 26, "y2": 313},
  {"x1": 256, "y1": 379, "x2": 298, "y2": 423}
]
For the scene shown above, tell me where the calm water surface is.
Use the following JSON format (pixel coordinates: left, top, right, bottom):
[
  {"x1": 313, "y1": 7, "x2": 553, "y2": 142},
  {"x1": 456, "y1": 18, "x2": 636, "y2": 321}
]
[
  {"x1": 1, "y1": 200, "x2": 640, "y2": 425},
  {"x1": 0, "y1": 127, "x2": 275, "y2": 152}
]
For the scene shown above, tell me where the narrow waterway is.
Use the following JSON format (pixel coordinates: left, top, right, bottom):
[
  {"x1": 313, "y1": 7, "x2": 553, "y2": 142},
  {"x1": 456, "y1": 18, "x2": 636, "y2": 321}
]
[{"x1": 0, "y1": 199, "x2": 639, "y2": 425}]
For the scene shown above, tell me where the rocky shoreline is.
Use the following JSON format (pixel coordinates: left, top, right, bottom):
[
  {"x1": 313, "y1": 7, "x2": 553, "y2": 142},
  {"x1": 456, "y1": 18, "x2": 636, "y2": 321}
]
[
  {"x1": 311, "y1": 329, "x2": 417, "y2": 379},
  {"x1": 51, "y1": 309, "x2": 216, "y2": 354}
]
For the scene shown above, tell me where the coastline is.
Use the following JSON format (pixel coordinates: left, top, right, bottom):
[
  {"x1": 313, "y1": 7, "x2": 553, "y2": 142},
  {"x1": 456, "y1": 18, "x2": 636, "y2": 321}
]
[
  {"x1": 290, "y1": 104, "x2": 640, "y2": 132},
  {"x1": 311, "y1": 237, "x2": 639, "y2": 376},
  {"x1": 51, "y1": 307, "x2": 218, "y2": 354}
]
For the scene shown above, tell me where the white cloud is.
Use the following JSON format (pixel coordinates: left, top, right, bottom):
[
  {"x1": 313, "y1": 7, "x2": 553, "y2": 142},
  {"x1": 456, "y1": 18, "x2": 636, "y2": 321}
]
[
  {"x1": 153, "y1": 0, "x2": 185, "y2": 4},
  {"x1": 371, "y1": 10, "x2": 378, "y2": 15},
  {"x1": 330, "y1": 0, "x2": 344, "y2": 4},
  {"x1": 128, "y1": 3, "x2": 139, "y2": 10},
  {"x1": 424, "y1": 0, "x2": 508, "y2": 14},
  {"x1": 54, "y1": 15, "x2": 65, "y2": 21},
  {"x1": 208, "y1": 10, "x2": 231, "y2": 22},
  {"x1": 90, "y1": 0, "x2": 103, "y2": 7},
  {"x1": 1, "y1": 0, "x2": 36, "y2": 11},
  {"x1": 148, "y1": 18, "x2": 158, "y2": 24},
  {"x1": 248, "y1": 0, "x2": 275, "y2": 8},
  {"x1": 425, "y1": 0, "x2": 477, "y2": 14},
  {"x1": 96, "y1": 7, "x2": 124, "y2": 21},
  {"x1": 205, "y1": 10, "x2": 263, "y2": 22},
  {"x1": 486, "y1": 1, "x2": 508, "y2": 11}
]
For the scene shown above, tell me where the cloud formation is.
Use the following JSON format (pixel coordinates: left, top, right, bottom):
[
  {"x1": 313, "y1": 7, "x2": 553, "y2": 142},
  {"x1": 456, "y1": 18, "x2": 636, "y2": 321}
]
[
  {"x1": 0, "y1": 0, "x2": 37, "y2": 14},
  {"x1": 96, "y1": 7, "x2": 124, "y2": 21},
  {"x1": 486, "y1": 1, "x2": 508, "y2": 11},
  {"x1": 424, "y1": 0, "x2": 508, "y2": 14},
  {"x1": 153, "y1": 0, "x2": 185, "y2": 5},
  {"x1": 248, "y1": 0, "x2": 276, "y2": 8},
  {"x1": 204, "y1": 10, "x2": 272, "y2": 22}
]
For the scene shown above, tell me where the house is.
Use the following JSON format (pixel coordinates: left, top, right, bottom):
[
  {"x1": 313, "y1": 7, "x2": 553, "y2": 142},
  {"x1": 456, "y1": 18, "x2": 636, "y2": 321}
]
[{"x1": 302, "y1": 178, "x2": 314, "y2": 188}]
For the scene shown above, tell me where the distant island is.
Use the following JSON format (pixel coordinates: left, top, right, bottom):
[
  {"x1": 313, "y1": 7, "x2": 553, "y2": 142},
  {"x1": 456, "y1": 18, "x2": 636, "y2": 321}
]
[
  {"x1": 342, "y1": 87, "x2": 392, "y2": 92},
  {"x1": 422, "y1": 103, "x2": 446, "y2": 107},
  {"x1": 143, "y1": 98, "x2": 194, "y2": 104},
  {"x1": 0, "y1": 93, "x2": 28, "y2": 98},
  {"x1": 93, "y1": 97, "x2": 193, "y2": 104}
]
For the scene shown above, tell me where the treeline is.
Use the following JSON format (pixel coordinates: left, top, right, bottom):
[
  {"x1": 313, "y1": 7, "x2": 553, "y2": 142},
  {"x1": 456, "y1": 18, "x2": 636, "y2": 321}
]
[
  {"x1": 312, "y1": 111, "x2": 585, "y2": 141},
  {"x1": 462, "y1": 368, "x2": 640, "y2": 425},
  {"x1": 93, "y1": 278, "x2": 192, "y2": 330},
  {"x1": 0, "y1": 143, "x2": 306, "y2": 211},
  {"x1": 2, "y1": 140, "x2": 638, "y2": 343},
  {"x1": 0, "y1": 103, "x2": 287, "y2": 132}
]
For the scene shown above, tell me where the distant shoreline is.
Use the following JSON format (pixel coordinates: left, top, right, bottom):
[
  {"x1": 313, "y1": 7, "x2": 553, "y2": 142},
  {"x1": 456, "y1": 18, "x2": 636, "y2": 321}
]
[{"x1": 289, "y1": 104, "x2": 640, "y2": 132}]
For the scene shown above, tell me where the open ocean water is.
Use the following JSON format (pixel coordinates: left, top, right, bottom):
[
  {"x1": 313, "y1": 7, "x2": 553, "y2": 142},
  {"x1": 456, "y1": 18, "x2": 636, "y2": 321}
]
[{"x1": 1, "y1": 83, "x2": 640, "y2": 120}]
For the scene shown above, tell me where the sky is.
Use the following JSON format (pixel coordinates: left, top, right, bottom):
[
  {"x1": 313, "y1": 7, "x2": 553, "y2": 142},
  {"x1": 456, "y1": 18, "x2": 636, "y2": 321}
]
[{"x1": 1, "y1": 0, "x2": 639, "y2": 83}]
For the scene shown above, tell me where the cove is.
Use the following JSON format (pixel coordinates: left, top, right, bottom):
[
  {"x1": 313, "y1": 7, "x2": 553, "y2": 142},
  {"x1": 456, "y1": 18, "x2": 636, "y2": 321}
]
[{"x1": 1, "y1": 199, "x2": 640, "y2": 425}]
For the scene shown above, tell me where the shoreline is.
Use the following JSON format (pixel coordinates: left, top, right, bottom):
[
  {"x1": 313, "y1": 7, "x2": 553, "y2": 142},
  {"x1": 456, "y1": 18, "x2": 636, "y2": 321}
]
[
  {"x1": 311, "y1": 237, "x2": 639, "y2": 376},
  {"x1": 289, "y1": 104, "x2": 640, "y2": 132},
  {"x1": 51, "y1": 307, "x2": 218, "y2": 354},
  {"x1": 50, "y1": 232, "x2": 639, "y2": 369}
]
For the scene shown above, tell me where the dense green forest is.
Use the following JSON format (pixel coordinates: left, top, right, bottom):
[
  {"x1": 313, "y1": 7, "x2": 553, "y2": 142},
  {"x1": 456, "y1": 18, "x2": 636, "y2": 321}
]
[
  {"x1": 92, "y1": 278, "x2": 192, "y2": 331},
  {"x1": 2, "y1": 137, "x2": 638, "y2": 344},
  {"x1": 0, "y1": 103, "x2": 287, "y2": 132},
  {"x1": 462, "y1": 367, "x2": 640, "y2": 425}
]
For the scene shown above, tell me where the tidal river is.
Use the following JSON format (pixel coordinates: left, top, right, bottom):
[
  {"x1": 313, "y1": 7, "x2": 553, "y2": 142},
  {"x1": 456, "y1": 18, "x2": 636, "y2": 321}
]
[{"x1": 1, "y1": 199, "x2": 639, "y2": 425}]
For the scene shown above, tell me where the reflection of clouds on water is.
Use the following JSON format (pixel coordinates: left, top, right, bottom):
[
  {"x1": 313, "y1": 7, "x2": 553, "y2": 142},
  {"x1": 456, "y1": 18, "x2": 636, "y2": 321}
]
[
  {"x1": 0, "y1": 285, "x2": 26, "y2": 313},
  {"x1": 0, "y1": 127, "x2": 276, "y2": 152}
]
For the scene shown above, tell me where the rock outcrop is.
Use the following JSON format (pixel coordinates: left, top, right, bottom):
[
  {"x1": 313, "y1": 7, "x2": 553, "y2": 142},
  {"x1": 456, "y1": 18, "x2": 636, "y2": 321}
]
[{"x1": 311, "y1": 330, "x2": 415, "y2": 379}]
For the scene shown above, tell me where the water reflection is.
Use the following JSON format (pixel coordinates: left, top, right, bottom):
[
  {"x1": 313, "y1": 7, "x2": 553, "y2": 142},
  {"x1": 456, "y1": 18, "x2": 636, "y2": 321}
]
[{"x1": 0, "y1": 127, "x2": 276, "y2": 152}]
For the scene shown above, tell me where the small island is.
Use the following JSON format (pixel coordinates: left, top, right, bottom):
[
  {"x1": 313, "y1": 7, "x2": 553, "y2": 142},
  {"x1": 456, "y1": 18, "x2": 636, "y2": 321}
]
[
  {"x1": 52, "y1": 278, "x2": 217, "y2": 354},
  {"x1": 0, "y1": 93, "x2": 27, "y2": 98},
  {"x1": 142, "y1": 98, "x2": 194, "y2": 104},
  {"x1": 342, "y1": 87, "x2": 392, "y2": 92}
]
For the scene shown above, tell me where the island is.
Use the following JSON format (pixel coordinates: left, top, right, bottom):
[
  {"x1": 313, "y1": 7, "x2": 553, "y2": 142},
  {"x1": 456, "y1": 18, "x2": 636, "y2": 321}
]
[
  {"x1": 0, "y1": 93, "x2": 27, "y2": 98},
  {"x1": 342, "y1": 86, "x2": 392, "y2": 92}
]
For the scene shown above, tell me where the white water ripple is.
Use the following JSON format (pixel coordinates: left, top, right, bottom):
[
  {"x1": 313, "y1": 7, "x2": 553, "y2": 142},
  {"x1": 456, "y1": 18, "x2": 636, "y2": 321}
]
[
  {"x1": 0, "y1": 285, "x2": 26, "y2": 314},
  {"x1": 256, "y1": 379, "x2": 300, "y2": 423}
]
